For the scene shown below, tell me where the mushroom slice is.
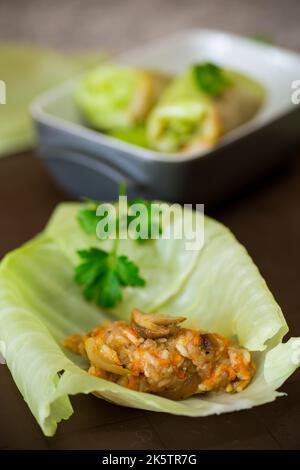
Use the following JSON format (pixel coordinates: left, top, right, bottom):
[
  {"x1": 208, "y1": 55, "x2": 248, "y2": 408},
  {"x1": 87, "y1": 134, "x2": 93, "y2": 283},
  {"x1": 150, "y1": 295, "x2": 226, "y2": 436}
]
[
  {"x1": 85, "y1": 337, "x2": 129, "y2": 376},
  {"x1": 131, "y1": 309, "x2": 186, "y2": 339}
]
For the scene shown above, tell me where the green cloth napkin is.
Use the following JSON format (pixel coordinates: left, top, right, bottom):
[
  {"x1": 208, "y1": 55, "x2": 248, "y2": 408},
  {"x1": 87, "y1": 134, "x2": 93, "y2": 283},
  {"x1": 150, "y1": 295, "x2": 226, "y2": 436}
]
[{"x1": 0, "y1": 44, "x2": 103, "y2": 158}]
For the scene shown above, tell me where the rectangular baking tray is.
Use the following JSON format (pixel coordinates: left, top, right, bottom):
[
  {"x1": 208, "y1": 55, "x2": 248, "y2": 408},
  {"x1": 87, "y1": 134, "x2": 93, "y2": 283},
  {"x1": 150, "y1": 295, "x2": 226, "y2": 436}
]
[{"x1": 31, "y1": 29, "x2": 300, "y2": 204}]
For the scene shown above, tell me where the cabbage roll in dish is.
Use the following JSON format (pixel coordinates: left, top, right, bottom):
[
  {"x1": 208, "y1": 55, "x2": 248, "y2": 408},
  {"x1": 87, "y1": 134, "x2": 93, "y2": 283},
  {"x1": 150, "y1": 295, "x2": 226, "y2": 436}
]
[
  {"x1": 75, "y1": 64, "x2": 170, "y2": 131},
  {"x1": 147, "y1": 62, "x2": 265, "y2": 153}
]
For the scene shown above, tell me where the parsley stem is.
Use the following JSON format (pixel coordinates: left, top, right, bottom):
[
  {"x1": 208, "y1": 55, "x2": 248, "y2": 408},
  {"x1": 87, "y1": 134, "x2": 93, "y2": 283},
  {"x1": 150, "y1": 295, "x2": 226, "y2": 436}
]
[
  {"x1": 111, "y1": 235, "x2": 119, "y2": 256},
  {"x1": 119, "y1": 181, "x2": 126, "y2": 197}
]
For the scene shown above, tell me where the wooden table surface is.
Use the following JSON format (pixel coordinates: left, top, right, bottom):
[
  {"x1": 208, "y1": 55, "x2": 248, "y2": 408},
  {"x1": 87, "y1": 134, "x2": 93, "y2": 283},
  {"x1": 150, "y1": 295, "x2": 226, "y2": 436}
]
[{"x1": 1, "y1": 0, "x2": 300, "y2": 451}]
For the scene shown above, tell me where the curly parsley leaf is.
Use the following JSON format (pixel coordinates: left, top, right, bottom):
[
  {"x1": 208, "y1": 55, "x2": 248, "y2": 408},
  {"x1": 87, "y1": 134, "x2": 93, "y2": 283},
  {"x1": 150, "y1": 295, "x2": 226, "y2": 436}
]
[
  {"x1": 77, "y1": 198, "x2": 103, "y2": 235},
  {"x1": 192, "y1": 62, "x2": 229, "y2": 96},
  {"x1": 127, "y1": 198, "x2": 163, "y2": 243},
  {"x1": 77, "y1": 207, "x2": 99, "y2": 235},
  {"x1": 115, "y1": 255, "x2": 146, "y2": 286},
  {"x1": 74, "y1": 248, "x2": 145, "y2": 308}
]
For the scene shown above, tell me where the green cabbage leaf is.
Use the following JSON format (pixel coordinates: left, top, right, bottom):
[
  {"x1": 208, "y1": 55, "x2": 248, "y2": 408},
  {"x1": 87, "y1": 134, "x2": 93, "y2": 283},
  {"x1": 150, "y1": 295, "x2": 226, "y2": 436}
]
[
  {"x1": 0, "y1": 203, "x2": 299, "y2": 436},
  {"x1": 0, "y1": 44, "x2": 103, "y2": 157}
]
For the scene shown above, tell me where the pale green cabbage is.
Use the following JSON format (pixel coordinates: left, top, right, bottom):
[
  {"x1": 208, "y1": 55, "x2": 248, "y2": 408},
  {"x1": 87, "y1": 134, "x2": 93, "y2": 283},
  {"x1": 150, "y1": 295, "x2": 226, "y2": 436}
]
[
  {"x1": 0, "y1": 44, "x2": 103, "y2": 157},
  {"x1": 75, "y1": 64, "x2": 143, "y2": 130},
  {"x1": 74, "y1": 64, "x2": 169, "y2": 131},
  {"x1": 0, "y1": 202, "x2": 299, "y2": 436}
]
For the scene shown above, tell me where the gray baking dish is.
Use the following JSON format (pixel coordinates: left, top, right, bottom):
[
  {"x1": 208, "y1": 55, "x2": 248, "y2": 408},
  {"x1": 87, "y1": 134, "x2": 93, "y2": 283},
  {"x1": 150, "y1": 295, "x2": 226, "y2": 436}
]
[{"x1": 31, "y1": 30, "x2": 300, "y2": 204}]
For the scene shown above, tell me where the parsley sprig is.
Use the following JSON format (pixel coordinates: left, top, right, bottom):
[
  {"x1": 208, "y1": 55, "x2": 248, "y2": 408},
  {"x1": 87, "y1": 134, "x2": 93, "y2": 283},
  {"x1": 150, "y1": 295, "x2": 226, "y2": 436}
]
[
  {"x1": 192, "y1": 62, "x2": 229, "y2": 96},
  {"x1": 77, "y1": 197, "x2": 162, "y2": 242},
  {"x1": 74, "y1": 247, "x2": 145, "y2": 308},
  {"x1": 77, "y1": 203, "x2": 100, "y2": 235},
  {"x1": 75, "y1": 189, "x2": 163, "y2": 308}
]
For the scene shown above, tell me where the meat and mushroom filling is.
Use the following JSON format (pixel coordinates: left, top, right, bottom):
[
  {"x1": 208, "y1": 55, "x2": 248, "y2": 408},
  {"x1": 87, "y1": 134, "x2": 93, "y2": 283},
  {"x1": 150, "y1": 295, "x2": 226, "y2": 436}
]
[{"x1": 64, "y1": 309, "x2": 256, "y2": 400}]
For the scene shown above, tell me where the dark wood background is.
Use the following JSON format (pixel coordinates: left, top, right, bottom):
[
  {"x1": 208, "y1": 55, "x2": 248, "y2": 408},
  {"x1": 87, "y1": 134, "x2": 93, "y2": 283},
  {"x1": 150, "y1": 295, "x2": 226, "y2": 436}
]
[{"x1": 0, "y1": 0, "x2": 300, "y2": 450}]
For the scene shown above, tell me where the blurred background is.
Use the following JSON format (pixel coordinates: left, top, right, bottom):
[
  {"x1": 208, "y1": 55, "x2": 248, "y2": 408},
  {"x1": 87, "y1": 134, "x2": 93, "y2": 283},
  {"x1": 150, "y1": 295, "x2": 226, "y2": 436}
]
[
  {"x1": 0, "y1": 0, "x2": 299, "y2": 242},
  {"x1": 0, "y1": 0, "x2": 300, "y2": 53}
]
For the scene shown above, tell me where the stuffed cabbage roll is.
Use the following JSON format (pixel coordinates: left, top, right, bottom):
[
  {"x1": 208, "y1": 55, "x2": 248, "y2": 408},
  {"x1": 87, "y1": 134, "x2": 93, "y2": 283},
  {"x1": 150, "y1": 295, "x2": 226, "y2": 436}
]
[
  {"x1": 147, "y1": 63, "x2": 265, "y2": 153},
  {"x1": 64, "y1": 309, "x2": 256, "y2": 400},
  {"x1": 75, "y1": 64, "x2": 170, "y2": 131}
]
